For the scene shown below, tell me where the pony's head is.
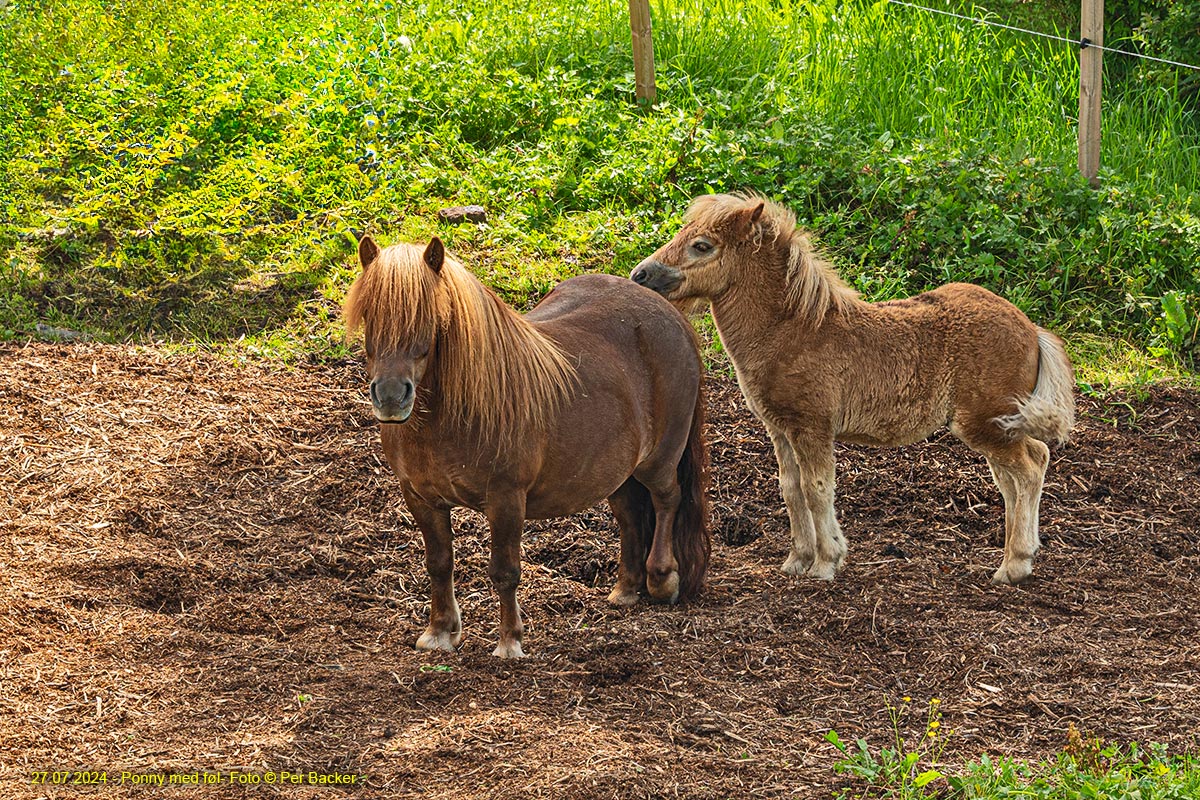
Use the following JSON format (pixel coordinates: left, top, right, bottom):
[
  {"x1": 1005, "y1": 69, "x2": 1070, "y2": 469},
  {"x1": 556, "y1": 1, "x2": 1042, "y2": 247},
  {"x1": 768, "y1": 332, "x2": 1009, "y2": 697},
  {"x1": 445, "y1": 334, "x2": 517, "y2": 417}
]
[
  {"x1": 632, "y1": 193, "x2": 857, "y2": 324},
  {"x1": 343, "y1": 236, "x2": 448, "y2": 423},
  {"x1": 343, "y1": 235, "x2": 577, "y2": 438}
]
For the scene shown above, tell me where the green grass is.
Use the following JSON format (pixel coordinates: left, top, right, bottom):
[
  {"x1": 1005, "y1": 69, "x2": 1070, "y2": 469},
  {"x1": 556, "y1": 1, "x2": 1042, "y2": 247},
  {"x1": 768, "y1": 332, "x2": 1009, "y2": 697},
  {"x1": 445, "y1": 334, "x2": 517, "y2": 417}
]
[
  {"x1": 0, "y1": 0, "x2": 1197, "y2": 381},
  {"x1": 829, "y1": 704, "x2": 1200, "y2": 800}
]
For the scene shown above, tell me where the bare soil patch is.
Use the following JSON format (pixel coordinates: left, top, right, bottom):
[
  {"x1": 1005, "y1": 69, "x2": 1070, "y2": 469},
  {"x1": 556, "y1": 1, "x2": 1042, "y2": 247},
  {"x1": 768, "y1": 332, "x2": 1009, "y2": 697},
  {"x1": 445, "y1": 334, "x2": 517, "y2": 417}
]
[{"x1": 2, "y1": 343, "x2": 1198, "y2": 798}]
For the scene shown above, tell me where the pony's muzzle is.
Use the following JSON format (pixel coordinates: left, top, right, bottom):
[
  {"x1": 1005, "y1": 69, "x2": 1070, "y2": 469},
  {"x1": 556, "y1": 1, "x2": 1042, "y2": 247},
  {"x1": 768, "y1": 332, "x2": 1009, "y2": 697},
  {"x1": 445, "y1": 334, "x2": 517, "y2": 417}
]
[
  {"x1": 630, "y1": 260, "x2": 683, "y2": 297},
  {"x1": 370, "y1": 377, "x2": 415, "y2": 423}
]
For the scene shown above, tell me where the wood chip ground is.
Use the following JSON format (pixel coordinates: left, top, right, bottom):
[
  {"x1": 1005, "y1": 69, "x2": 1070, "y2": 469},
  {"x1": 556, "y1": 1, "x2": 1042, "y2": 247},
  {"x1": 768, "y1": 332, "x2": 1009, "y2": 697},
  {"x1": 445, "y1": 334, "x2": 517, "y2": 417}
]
[{"x1": 2, "y1": 343, "x2": 1198, "y2": 798}]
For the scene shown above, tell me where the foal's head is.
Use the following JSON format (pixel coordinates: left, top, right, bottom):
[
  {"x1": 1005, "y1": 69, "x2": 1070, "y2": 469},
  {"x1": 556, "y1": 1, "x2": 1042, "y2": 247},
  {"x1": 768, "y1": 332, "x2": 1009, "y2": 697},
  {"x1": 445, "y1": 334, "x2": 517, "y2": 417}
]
[
  {"x1": 632, "y1": 193, "x2": 857, "y2": 325},
  {"x1": 630, "y1": 193, "x2": 779, "y2": 305},
  {"x1": 344, "y1": 236, "x2": 446, "y2": 423}
]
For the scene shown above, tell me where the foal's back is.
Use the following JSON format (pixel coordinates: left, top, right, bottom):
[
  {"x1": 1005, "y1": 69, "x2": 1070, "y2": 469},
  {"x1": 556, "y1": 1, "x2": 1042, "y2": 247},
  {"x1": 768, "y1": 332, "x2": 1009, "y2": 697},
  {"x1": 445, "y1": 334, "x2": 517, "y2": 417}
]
[{"x1": 818, "y1": 283, "x2": 1040, "y2": 448}]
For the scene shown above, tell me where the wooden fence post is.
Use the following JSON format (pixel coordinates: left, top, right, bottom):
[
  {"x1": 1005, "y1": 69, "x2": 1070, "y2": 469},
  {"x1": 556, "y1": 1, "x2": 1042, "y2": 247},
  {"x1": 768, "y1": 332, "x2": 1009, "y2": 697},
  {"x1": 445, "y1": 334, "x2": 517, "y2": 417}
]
[
  {"x1": 1078, "y1": 0, "x2": 1103, "y2": 188},
  {"x1": 629, "y1": 0, "x2": 657, "y2": 105}
]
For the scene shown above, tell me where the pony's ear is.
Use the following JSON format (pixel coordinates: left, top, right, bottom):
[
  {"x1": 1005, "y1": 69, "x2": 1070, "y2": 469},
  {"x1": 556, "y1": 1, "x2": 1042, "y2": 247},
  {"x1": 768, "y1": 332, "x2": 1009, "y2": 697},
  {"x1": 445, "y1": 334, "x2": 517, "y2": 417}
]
[
  {"x1": 358, "y1": 235, "x2": 380, "y2": 272},
  {"x1": 734, "y1": 201, "x2": 766, "y2": 240},
  {"x1": 424, "y1": 237, "x2": 445, "y2": 273}
]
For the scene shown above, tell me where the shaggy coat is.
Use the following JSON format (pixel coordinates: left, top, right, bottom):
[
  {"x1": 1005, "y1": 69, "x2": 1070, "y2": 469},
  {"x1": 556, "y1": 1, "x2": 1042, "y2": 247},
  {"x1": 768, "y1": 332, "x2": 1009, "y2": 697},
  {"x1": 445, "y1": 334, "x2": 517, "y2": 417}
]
[
  {"x1": 345, "y1": 237, "x2": 710, "y2": 657},
  {"x1": 632, "y1": 194, "x2": 1074, "y2": 585}
]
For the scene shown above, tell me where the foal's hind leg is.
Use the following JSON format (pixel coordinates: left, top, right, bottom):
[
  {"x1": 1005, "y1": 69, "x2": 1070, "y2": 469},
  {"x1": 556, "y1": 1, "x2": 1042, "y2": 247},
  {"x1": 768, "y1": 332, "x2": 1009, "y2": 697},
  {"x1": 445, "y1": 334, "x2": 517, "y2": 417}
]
[
  {"x1": 406, "y1": 491, "x2": 462, "y2": 652},
  {"x1": 770, "y1": 427, "x2": 846, "y2": 580},
  {"x1": 606, "y1": 479, "x2": 649, "y2": 607},
  {"x1": 981, "y1": 437, "x2": 1050, "y2": 585}
]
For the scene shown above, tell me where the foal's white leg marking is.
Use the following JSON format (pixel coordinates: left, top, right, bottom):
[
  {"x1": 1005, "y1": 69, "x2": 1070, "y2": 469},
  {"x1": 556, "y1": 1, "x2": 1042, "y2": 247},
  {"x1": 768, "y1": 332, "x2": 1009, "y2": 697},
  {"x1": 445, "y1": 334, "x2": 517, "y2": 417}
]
[
  {"x1": 805, "y1": 463, "x2": 846, "y2": 581},
  {"x1": 987, "y1": 439, "x2": 1049, "y2": 585},
  {"x1": 795, "y1": 440, "x2": 845, "y2": 581},
  {"x1": 606, "y1": 586, "x2": 641, "y2": 607},
  {"x1": 769, "y1": 427, "x2": 818, "y2": 575}
]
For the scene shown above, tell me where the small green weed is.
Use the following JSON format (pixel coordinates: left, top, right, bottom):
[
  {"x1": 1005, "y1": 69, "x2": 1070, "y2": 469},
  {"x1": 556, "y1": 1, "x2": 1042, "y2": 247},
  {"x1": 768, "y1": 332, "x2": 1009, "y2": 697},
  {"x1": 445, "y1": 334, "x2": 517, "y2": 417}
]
[
  {"x1": 830, "y1": 717, "x2": 1200, "y2": 799},
  {"x1": 828, "y1": 696, "x2": 948, "y2": 799}
]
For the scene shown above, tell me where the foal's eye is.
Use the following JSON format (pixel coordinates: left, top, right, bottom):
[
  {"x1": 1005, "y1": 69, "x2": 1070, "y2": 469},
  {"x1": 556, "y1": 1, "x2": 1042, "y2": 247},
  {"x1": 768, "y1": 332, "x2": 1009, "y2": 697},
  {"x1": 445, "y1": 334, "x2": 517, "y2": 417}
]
[{"x1": 691, "y1": 239, "x2": 713, "y2": 254}]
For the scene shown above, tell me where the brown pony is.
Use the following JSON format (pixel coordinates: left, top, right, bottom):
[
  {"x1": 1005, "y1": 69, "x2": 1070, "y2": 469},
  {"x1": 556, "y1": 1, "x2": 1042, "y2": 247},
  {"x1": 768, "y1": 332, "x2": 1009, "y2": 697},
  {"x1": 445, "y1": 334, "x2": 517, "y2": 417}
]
[
  {"x1": 631, "y1": 193, "x2": 1074, "y2": 585},
  {"x1": 344, "y1": 236, "x2": 709, "y2": 658}
]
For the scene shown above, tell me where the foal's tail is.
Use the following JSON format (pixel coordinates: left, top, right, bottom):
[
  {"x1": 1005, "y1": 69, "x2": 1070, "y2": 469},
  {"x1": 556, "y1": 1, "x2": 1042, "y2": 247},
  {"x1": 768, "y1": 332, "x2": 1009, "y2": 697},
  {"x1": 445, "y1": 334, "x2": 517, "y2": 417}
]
[
  {"x1": 996, "y1": 328, "x2": 1076, "y2": 445},
  {"x1": 672, "y1": 378, "x2": 712, "y2": 599}
]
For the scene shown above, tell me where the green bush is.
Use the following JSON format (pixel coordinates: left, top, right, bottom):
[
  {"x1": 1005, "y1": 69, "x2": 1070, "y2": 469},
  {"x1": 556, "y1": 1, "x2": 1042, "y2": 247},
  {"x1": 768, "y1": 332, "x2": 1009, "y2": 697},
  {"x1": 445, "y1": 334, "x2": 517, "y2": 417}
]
[
  {"x1": 1134, "y1": 0, "x2": 1200, "y2": 103},
  {"x1": 0, "y1": 0, "x2": 1197, "y2": 368}
]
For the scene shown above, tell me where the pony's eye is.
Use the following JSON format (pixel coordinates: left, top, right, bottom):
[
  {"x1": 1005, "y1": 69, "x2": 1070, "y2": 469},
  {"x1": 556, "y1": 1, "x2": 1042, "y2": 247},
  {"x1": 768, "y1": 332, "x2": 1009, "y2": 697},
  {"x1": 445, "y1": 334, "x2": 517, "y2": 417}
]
[{"x1": 692, "y1": 240, "x2": 713, "y2": 254}]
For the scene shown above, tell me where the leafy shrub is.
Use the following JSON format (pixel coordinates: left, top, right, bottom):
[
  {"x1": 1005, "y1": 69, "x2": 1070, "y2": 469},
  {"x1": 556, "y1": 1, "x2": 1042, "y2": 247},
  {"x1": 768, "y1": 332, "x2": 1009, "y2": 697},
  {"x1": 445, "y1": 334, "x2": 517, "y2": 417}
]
[{"x1": 0, "y1": 0, "x2": 1197, "y2": 367}]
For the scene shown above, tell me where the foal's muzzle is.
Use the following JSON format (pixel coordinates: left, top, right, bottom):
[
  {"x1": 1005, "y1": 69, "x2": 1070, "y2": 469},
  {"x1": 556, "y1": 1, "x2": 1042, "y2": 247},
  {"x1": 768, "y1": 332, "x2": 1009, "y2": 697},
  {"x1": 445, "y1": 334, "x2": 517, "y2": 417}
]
[
  {"x1": 630, "y1": 260, "x2": 684, "y2": 297},
  {"x1": 370, "y1": 377, "x2": 415, "y2": 423}
]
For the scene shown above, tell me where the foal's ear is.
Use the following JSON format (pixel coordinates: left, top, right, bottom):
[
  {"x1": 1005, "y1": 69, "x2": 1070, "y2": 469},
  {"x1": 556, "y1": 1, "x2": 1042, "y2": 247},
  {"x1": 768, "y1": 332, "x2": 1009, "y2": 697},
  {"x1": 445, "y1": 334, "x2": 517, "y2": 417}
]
[
  {"x1": 358, "y1": 235, "x2": 380, "y2": 272},
  {"x1": 735, "y1": 202, "x2": 766, "y2": 240},
  {"x1": 423, "y1": 237, "x2": 445, "y2": 273}
]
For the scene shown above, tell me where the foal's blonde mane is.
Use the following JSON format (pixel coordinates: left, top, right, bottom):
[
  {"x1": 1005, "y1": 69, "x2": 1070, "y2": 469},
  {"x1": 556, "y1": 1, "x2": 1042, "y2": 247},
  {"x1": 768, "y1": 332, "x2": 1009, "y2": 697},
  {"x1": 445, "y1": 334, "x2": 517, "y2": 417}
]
[
  {"x1": 687, "y1": 193, "x2": 859, "y2": 325},
  {"x1": 344, "y1": 243, "x2": 577, "y2": 442}
]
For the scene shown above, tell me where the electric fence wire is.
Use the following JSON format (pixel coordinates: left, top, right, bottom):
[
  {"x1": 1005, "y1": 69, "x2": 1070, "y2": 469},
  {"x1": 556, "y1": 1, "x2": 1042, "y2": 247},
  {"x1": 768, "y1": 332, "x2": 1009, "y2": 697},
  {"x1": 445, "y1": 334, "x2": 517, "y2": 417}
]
[{"x1": 886, "y1": 0, "x2": 1200, "y2": 72}]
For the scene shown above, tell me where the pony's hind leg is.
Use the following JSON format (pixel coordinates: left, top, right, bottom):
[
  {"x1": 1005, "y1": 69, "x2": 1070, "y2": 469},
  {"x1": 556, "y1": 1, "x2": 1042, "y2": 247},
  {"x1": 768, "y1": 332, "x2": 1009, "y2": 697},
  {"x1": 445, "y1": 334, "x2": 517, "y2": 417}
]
[
  {"x1": 645, "y1": 482, "x2": 682, "y2": 603},
  {"x1": 983, "y1": 437, "x2": 1050, "y2": 585},
  {"x1": 485, "y1": 493, "x2": 527, "y2": 658},
  {"x1": 606, "y1": 479, "x2": 652, "y2": 607},
  {"x1": 771, "y1": 427, "x2": 846, "y2": 580},
  {"x1": 406, "y1": 492, "x2": 462, "y2": 652},
  {"x1": 631, "y1": 463, "x2": 683, "y2": 603}
]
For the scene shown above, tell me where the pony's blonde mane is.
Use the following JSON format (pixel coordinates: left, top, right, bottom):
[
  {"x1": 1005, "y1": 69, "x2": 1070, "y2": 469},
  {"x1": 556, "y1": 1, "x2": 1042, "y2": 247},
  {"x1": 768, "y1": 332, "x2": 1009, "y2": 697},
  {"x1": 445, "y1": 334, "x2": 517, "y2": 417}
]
[
  {"x1": 687, "y1": 193, "x2": 859, "y2": 325},
  {"x1": 344, "y1": 244, "x2": 577, "y2": 443}
]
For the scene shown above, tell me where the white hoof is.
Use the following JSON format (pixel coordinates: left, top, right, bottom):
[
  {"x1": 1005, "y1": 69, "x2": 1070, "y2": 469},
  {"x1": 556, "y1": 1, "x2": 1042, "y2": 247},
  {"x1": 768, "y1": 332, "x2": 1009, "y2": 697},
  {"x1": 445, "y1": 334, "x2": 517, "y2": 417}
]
[
  {"x1": 607, "y1": 586, "x2": 641, "y2": 607},
  {"x1": 991, "y1": 560, "x2": 1033, "y2": 585},
  {"x1": 781, "y1": 551, "x2": 813, "y2": 576},
  {"x1": 416, "y1": 627, "x2": 461, "y2": 652},
  {"x1": 647, "y1": 571, "x2": 679, "y2": 603},
  {"x1": 493, "y1": 640, "x2": 525, "y2": 659},
  {"x1": 807, "y1": 560, "x2": 839, "y2": 581}
]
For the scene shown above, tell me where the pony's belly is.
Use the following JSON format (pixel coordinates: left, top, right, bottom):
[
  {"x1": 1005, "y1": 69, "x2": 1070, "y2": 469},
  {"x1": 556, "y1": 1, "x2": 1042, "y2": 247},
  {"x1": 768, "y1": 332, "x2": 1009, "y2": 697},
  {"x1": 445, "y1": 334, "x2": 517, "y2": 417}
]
[
  {"x1": 523, "y1": 458, "x2": 636, "y2": 519},
  {"x1": 837, "y1": 428, "x2": 938, "y2": 447},
  {"x1": 837, "y1": 412, "x2": 946, "y2": 447}
]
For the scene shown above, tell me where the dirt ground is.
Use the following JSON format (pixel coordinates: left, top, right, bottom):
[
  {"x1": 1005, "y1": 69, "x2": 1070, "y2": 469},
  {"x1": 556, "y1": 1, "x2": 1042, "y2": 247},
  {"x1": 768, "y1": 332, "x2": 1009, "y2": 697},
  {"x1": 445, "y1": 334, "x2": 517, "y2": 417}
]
[{"x1": 2, "y1": 342, "x2": 1198, "y2": 799}]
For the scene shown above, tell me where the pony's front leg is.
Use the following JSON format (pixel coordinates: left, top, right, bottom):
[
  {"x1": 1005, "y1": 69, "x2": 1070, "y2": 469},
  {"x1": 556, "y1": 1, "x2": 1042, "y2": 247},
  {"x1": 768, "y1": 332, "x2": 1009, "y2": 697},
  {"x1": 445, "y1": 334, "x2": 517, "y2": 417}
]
[
  {"x1": 793, "y1": 437, "x2": 846, "y2": 581},
  {"x1": 771, "y1": 427, "x2": 846, "y2": 580},
  {"x1": 768, "y1": 426, "x2": 818, "y2": 575},
  {"x1": 631, "y1": 462, "x2": 683, "y2": 603},
  {"x1": 405, "y1": 491, "x2": 462, "y2": 652},
  {"x1": 485, "y1": 493, "x2": 527, "y2": 658}
]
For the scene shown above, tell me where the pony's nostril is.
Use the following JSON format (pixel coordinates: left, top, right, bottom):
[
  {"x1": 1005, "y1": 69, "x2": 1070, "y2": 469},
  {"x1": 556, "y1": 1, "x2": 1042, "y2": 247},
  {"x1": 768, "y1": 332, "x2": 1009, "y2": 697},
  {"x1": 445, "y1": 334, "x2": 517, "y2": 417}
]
[
  {"x1": 631, "y1": 267, "x2": 648, "y2": 285},
  {"x1": 402, "y1": 380, "x2": 414, "y2": 403},
  {"x1": 369, "y1": 380, "x2": 380, "y2": 406}
]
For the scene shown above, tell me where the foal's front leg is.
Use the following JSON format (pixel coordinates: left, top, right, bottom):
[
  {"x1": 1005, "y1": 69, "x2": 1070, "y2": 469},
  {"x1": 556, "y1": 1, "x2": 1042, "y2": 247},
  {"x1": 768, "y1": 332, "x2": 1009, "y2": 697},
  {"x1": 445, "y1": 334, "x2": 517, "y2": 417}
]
[
  {"x1": 769, "y1": 426, "x2": 846, "y2": 580},
  {"x1": 485, "y1": 493, "x2": 527, "y2": 658},
  {"x1": 768, "y1": 426, "x2": 818, "y2": 575},
  {"x1": 405, "y1": 490, "x2": 462, "y2": 652}
]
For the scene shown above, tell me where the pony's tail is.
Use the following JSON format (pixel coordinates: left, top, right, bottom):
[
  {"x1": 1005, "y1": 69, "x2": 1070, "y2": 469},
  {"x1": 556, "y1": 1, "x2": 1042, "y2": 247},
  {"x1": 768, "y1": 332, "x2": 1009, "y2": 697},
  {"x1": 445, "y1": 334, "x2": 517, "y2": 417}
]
[
  {"x1": 673, "y1": 377, "x2": 711, "y2": 600},
  {"x1": 995, "y1": 328, "x2": 1076, "y2": 445}
]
